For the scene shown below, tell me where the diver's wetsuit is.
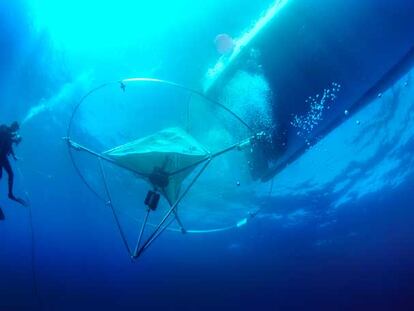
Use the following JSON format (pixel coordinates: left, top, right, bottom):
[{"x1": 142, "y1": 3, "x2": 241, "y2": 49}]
[
  {"x1": 0, "y1": 126, "x2": 19, "y2": 202},
  {"x1": 0, "y1": 156, "x2": 14, "y2": 198}
]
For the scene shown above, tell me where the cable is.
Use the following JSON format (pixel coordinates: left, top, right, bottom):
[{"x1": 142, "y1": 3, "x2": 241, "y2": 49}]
[{"x1": 15, "y1": 164, "x2": 42, "y2": 310}]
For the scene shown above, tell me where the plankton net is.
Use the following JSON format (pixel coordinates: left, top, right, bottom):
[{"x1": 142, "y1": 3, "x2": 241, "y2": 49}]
[{"x1": 66, "y1": 78, "x2": 263, "y2": 259}]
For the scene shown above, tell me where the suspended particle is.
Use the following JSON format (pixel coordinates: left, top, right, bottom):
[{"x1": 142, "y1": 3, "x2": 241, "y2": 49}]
[{"x1": 344, "y1": 110, "x2": 349, "y2": 116}]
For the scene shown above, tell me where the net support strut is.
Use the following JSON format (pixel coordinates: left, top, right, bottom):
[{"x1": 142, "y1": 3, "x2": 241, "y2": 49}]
[
  {"x1": 132, "y1": 158, "x2": 211, "y2": 259},
  {"x1": 65, "y1": 138, "x2": 149, "y2": 178},
  {"x1": 67, "y1": 135, "x2": 255, "y2": 260},
  {"x1": 98, "y1": 158, "x2": 133, "y2": 257},
  {"x1": 134, "y1": 207, "x2": 151, "y2": 256}
]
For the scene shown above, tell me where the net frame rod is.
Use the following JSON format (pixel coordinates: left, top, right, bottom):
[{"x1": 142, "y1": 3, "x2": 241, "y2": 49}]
[
  {"x1": 65, "y1": 138, "x2": 150, "y2": 178},
  {"x1": 133, "y1": 207, "x2": 151, "y2": 256},
  {"x1": 66, "y1": 135, "x2": 253, "y2": 181},
  {"x1": 168, "y1": 136, "x2": 253, "y2": 176},
  {"x1": 145, "y1": 216, "x2": 177, "y2": 249},
  {"x1": 98, "y1": 158, "x2": 132, "y2": 256},
  {"x1": 132, "y1": 159, "x2": 211, "y2": 259},
  {"x1": 164, "y1": 195, "x2": 187, "y2": 233}
]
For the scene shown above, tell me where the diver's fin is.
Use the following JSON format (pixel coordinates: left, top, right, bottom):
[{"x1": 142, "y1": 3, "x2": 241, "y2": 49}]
[
  {"x1": 9, "y1": 196, "x2": 29, "y2": 207},
  {"x1": 0, "y1": 207, "x2": 4, "y2": 220}
]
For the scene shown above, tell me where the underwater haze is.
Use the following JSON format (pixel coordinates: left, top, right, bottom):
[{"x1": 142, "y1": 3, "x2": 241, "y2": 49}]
[{"x1": 1, "y1": 0, "x2": 414, "y2": 310}]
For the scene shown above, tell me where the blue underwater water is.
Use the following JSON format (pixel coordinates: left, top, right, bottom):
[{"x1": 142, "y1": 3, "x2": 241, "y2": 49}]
[{"x1": 1, "y1": 0, "x2": 414, "y2": 310}]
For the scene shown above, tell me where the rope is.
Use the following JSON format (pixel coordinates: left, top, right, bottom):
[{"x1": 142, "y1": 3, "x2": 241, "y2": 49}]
[{"x1": 15, "y1": 164, "x2": 42, "y2": 309}]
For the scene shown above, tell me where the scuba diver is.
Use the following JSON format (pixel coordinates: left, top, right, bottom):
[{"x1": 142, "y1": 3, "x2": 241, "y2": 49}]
[{"x1": 0, "y1": 122, "x2": 27, "y2": 208}]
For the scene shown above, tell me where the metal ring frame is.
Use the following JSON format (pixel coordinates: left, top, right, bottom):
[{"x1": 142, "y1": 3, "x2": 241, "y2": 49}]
[{"x1": 65, "y1": 77, "x2": 261, "y2": 260}]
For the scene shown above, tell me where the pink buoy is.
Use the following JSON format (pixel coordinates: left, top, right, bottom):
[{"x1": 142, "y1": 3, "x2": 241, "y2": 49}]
[{"x1": 214, "y1": 33, "x2": 235, "y2": 55}]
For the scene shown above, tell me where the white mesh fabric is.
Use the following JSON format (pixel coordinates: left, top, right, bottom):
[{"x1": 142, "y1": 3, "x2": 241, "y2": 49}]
[{"x1": 104, "y1": 127, "x2": 209, "y2": 204}]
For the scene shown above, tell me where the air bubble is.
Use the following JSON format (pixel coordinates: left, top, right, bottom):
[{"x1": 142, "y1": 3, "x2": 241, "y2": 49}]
[{"x1": 292, "y1": 82, "x2": 341, "y2": 139}]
